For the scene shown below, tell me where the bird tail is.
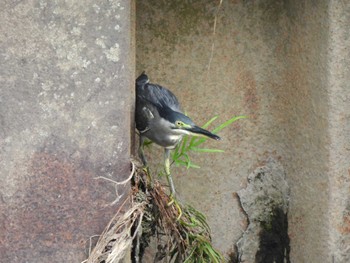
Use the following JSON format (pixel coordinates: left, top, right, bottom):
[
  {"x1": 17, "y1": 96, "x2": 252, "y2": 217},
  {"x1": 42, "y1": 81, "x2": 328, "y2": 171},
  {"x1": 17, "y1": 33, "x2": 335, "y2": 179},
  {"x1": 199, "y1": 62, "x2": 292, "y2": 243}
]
[{"x1": 136, "y1": 71, "x2": 149, "y2": 86}]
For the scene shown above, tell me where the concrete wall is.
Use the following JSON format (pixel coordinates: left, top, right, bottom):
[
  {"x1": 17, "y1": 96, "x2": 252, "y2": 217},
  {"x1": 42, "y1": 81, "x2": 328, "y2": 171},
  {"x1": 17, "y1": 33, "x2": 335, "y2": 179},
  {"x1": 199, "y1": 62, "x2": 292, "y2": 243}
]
[
  {"x1": 1, "y1": 0, "x2": 348, "y2": 262},
  {"x1": 136, "y1": 0, "x2": 350, "y2": 262},
  {"x1": 0, "y1": 1, "x2": 133, "y2": 262},
  {"x1": 328, "y1": 2, "x2": 350, "y2": 262}
]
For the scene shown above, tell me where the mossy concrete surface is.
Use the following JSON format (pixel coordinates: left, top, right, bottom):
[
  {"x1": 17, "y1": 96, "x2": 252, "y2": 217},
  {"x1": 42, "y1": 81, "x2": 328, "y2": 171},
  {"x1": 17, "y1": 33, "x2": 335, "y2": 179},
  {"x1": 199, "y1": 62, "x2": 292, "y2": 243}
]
[
  {"x1": 136, "y1": 0, "x2": 350, "y2": 262},
  {"x1": 0, "y1": 1, "x2": 133, "y2": 262}
]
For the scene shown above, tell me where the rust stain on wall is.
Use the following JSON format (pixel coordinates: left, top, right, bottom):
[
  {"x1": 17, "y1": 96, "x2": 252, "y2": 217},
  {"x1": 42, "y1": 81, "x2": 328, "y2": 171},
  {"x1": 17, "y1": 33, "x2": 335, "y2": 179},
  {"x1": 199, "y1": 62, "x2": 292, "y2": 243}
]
[
  {"x1": 338, "y1": 210, "x2": 350, "y2": 234},
  {"x1": 236, "y1": 69, "x2": 259, "y2": 118},
  {"x1": 1, "y1": 147, "x2": 125, "y2": 259}
]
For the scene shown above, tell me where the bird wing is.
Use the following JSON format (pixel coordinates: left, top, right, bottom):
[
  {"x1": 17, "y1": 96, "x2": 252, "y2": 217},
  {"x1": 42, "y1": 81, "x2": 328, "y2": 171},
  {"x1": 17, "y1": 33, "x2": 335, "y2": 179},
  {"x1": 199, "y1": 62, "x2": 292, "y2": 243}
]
[
  {"x1": 135, "y1": 73, "x2": 181, "y2": 133},
  {"x1": 135, "y1": 94, "x2": 158, "y2": 133},
  {"x1": 139, "y1": 83, "x2": 181, "y2": 112}
]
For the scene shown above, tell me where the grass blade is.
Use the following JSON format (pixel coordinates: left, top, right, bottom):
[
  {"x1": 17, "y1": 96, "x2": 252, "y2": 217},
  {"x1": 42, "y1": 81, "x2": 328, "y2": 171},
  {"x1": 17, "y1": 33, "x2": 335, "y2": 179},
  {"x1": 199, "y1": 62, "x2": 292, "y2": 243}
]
[
  {"x1": 191, "y1": 147, "x2": 224, "y2": 153},
  {"x1": 212, "y1": 115, "x2": 247, "y2": 133},
  {"x1": 201, "y1": 115, "x2": 219, "y2": 129}
]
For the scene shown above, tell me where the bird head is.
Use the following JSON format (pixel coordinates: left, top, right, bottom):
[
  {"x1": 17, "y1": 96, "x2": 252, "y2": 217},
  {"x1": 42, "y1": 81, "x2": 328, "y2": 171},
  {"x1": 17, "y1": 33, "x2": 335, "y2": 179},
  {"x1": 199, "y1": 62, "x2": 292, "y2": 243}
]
[
  {"x1": 136, "y1": 71, "x2": 149, "y2": 86},
  {"x1": 165, "y1": 111, "x2": 221, "y2": 140}
]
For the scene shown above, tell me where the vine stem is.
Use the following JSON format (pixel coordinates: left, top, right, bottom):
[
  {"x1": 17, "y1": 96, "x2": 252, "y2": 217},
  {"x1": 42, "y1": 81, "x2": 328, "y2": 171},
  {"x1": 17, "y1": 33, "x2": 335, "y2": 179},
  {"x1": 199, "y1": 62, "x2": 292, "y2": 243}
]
[{"x1": 206, "y1": 0, "x2": 223, "y2": 73}]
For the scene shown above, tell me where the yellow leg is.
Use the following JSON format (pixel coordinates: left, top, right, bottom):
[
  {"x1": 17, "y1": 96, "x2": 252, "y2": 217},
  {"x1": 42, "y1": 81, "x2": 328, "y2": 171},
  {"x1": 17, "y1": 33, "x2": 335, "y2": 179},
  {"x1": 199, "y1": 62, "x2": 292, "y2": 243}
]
[
  {"x1": 139, "y1": 136, "x2": 152, "y2": 186},
  {"x1": 164, "y1": 149, "x2": 182, "y2": 219},
  {"x1": 164, "y1": 149, "x2": 176, "y2": 195},
  {"x1": 138, "y1": 136, "x2": 147, "y2": 166},
  {"x1": 169, "y1": 196, "x2": 183, "y2": 220}
]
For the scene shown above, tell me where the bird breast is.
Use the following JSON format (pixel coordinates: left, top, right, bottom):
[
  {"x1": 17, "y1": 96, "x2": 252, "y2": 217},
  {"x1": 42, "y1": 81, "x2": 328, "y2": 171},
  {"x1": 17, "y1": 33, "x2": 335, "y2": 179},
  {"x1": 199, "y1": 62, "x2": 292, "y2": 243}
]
[
  {"x1": 144, "y1": 119, "x2": 183, "y2": 148},
  {"x1": 164, "y1": 134, "x2": 183, "y2": 148}
]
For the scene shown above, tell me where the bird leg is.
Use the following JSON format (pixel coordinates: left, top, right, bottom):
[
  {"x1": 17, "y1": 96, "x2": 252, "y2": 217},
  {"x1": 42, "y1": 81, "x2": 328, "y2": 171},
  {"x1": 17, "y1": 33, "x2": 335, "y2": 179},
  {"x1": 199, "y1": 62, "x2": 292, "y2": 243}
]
[
  {"x1": 138, "y1": 136, "x2": 147, "y2": 166},
  {"x1": 164, "y1": 148, "x2": 176, "y2": 195},
  {"x1": 138, "y1": 136, "x2": 152, "y2": 185},
  {"x1": 164, "y1": 149, "x2": 183, "y2": 219}
]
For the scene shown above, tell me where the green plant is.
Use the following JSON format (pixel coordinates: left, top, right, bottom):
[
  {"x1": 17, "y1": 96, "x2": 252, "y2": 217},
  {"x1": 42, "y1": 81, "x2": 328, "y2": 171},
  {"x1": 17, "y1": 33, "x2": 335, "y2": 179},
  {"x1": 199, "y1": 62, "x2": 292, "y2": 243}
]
[
  {"x1": 180, "y1": 206, "x2": 224, "y2": 263},
  {"x1": 133, "y1": 115, "x2": 247, "y2": 262},
  {"x1": 149, "y1": 182, "x2": 225, "y2": 263},
  {"x1": 166, "y1": 115, "x2": 246, "y2": 262},
  {"x1": 172, "y1": 115, "x2": 247, "y2": 168}
]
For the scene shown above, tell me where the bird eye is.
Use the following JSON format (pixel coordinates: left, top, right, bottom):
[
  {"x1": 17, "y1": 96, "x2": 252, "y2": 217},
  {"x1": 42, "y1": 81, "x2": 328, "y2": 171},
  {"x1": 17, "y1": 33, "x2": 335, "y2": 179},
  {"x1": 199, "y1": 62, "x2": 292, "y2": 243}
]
[{"x1": 175, "y1": 121, "x2": 183, "y2": 127}]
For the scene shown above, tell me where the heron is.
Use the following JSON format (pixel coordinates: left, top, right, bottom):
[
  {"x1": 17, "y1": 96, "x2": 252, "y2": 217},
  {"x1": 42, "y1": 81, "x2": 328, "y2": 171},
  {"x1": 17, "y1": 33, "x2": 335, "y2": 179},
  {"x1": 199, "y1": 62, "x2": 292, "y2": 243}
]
[{"x1": 135, "y1": 72, "x2": 220, "y2": 196}]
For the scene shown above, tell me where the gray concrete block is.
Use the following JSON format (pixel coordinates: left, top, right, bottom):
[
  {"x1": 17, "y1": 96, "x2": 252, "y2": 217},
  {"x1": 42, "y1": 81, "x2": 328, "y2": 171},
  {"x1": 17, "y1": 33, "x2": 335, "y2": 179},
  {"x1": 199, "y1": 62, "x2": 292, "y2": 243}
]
[
  {"x1": 328, "y1": 2, "x2": 350, "y2": 262},
  {"x1": 136, "y1": 0, "x2": 350, "y2": 262},
  {"x1": 0, "y1": 1, "x2": 133, "y2": 262}
]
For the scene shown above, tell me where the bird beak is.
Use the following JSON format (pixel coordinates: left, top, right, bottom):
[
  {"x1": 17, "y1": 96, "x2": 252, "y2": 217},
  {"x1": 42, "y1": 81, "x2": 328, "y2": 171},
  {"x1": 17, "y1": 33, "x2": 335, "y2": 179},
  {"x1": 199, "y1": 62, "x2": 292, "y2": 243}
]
[{"x1": 186, "y1": 125, "x2": 221, "y2": 140}]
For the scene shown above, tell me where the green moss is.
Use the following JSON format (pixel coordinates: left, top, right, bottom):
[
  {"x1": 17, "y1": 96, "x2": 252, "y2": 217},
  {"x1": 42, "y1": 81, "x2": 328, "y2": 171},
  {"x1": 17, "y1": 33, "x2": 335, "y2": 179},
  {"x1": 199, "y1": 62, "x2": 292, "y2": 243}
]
[{"x1": 136, "y1": 0, "x2": 213, "y2": 44}]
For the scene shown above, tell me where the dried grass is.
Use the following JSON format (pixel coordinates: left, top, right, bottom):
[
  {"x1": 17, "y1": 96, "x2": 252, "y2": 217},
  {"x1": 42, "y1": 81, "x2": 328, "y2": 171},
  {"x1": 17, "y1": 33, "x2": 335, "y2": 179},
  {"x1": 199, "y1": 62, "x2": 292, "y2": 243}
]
[
  {"x1": 84, "y1": 201, "x2": 145, "y2": 263},
  {"x1": 82, "y1": 161, "x2": 145, "y2": 263},
  {"x1": 82, "y1": 160, "x2": 223, "y2": 263}
]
